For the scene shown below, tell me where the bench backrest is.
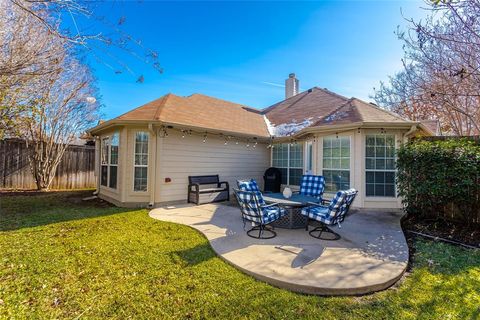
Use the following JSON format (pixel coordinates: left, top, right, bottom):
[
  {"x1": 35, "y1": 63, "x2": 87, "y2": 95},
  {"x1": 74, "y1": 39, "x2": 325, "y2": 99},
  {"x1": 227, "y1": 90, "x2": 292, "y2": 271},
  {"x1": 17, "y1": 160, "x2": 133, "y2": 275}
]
[{"x1": 188, "y1": 175, "x2": 220, "y2": 185}]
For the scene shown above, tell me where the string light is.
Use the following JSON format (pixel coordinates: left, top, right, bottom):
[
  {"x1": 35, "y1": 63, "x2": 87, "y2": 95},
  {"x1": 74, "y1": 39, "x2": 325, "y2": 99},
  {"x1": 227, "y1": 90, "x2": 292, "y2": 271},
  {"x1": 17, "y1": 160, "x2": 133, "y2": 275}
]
[
  {"x1": 149, "y1": 125, "x2": 273, "y2": 149},
  {"x1": 161, "y1": 126, "x2": 168, "y2": 138}
]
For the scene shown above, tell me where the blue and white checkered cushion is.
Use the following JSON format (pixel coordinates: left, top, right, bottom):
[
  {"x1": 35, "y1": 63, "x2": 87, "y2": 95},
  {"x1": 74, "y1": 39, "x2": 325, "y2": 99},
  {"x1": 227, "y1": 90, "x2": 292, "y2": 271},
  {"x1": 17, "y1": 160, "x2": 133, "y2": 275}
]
[
  {"x1": 299, "y1": 175, "x2": 325, "y2": 199},
  {"x1": 262, "y1": 206, "x2": 287, "y2": 224},
  {"x1": 235, "y1": 189, "x2": 285, "y2": 225},
  {"x1": 237, "y1": 179, "x2": 265, "y2": 204},
  {"x1": 301, "y1": 205, "x2": 332, "y2": 224},
  {"x1": 301, "y1": 188, "x2": 358, "y2": 226},
  {"x1": 237, "y1": 179, "x2": 260, "y2": 192}
]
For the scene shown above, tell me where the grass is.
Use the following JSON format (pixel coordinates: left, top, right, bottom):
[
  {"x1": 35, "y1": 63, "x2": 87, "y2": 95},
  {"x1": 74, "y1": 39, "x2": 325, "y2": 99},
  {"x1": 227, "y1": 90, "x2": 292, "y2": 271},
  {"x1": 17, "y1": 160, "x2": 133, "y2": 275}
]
[{"x1": 0, "y1": 191, "x2": 479, "y2": 319}]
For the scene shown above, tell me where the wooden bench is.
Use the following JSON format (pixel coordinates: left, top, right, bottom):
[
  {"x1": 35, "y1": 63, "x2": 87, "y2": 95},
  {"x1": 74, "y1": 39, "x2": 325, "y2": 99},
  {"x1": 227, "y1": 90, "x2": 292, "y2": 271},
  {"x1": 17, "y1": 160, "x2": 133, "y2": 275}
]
[{"x1": 187, "y1": 175, "x2": 230, "y2": 205}]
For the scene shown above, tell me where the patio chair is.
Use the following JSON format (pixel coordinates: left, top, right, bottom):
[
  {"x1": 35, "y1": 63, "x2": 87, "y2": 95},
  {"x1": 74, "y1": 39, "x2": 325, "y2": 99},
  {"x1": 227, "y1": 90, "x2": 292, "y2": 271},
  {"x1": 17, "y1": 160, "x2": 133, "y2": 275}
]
[
  {"x1": 233, "y1": 188, "x2": 287, "y2": 239},
  {"x1": 296, "y1": 175, "x2": 325, "y2": 201},
  {"x1": 301, "y1": 188, "x2": 358, "y2": 240},
  {"x1": 236, "y1": 179, "x2": 261, "y2": 192}
]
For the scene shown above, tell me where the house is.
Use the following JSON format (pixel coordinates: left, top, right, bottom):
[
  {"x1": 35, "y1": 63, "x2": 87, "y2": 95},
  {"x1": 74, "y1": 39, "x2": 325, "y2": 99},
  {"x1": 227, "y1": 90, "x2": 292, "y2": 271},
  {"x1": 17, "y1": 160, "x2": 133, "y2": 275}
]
[{"x1": 87, "y1": 74, "x2": 435, "y2": 208}]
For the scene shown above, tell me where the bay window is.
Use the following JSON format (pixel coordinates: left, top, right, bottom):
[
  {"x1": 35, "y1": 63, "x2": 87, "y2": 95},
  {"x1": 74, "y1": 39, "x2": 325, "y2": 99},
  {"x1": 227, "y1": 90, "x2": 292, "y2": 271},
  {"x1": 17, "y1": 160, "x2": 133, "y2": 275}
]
[
  {"x1": 322, "y1": 136, "x2": 350, "y2": 192},
  {"x1": 272, "y1": 143, "x2": 304, "y2": 186},
  {"x1": 134, "y1": 131, "x2": 149, "y2": 192},
  {"x1": 365, "y1": 134, "x2": 396, "y2": 197}
]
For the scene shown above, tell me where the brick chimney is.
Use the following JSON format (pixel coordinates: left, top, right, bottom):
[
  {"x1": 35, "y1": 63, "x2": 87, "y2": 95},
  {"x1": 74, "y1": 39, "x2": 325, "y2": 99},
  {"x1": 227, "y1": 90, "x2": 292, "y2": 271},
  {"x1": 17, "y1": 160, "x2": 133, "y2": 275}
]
[{"x1": 285, "y1": 73, "x2": 299, "y2": 99}]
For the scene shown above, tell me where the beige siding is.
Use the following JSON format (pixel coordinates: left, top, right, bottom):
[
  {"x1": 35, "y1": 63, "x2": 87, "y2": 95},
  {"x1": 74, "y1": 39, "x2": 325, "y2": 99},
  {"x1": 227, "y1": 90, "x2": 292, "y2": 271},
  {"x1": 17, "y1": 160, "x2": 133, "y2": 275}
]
[
  {"x1": 155, "y1": 130, "x2": 270, "y2": 203},
  {"x1": 124, "y1": 126, "x2": 151, "y2": 204}
]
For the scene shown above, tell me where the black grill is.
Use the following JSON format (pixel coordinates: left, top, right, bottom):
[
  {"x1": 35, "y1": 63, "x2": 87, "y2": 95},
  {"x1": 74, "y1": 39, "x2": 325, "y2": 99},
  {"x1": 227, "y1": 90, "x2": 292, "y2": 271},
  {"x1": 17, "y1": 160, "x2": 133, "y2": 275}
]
[{"x1": 263, "y1": 167, "x2": 282, "y2": 193}]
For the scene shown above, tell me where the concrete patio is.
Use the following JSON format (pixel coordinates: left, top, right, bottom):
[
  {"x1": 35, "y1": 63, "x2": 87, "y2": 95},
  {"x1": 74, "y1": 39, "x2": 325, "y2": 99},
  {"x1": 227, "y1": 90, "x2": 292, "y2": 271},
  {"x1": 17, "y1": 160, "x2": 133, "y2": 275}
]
[{"x1": 149, "y1": 203, "x2": 408, "y2": 296}]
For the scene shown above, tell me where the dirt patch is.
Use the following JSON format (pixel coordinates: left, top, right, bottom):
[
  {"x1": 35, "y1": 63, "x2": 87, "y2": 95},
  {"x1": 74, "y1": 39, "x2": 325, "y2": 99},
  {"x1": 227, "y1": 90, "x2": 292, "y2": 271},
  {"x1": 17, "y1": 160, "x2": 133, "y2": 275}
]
[
  {"x1": 402, "y1": 215, "x2": 479, "y2": 248},
  {"x1": 0, "y1": 189, "x2": 113, "y2": 208}
]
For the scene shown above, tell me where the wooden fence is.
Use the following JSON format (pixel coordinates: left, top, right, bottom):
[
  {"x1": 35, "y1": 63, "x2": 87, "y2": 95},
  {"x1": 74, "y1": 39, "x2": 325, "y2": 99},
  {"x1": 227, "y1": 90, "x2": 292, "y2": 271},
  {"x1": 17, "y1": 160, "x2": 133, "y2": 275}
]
[{"x1": 0, "y1": 139, "x2": 96, "y2": 190}]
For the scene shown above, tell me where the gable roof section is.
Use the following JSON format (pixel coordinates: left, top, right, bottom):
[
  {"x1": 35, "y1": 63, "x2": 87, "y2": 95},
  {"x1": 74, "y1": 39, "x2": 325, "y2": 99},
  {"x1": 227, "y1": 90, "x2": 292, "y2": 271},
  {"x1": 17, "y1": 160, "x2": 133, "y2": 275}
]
[
  {"x1": 262, "y1": 87, "x2": 413, "y2": 136},
  {"x1": 262, "y1": 87, "x2": 349, "y2": 127},
  {"x1": 312, "y1": 98, "x2": 409, "y2": 127},
  {"x1": 419, "y1": 119, "x2": 441, "y2": 135},
  {"x1": 108, "y1": 93, "x2": 270, "y2": 138}
]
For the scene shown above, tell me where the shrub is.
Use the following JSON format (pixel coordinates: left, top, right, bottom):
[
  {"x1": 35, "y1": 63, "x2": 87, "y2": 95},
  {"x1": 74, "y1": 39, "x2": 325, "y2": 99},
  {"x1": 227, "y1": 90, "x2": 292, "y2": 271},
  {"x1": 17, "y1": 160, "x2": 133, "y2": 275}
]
[{"x1": 397, "y1": 139, "x2": 480, "y2": 226}]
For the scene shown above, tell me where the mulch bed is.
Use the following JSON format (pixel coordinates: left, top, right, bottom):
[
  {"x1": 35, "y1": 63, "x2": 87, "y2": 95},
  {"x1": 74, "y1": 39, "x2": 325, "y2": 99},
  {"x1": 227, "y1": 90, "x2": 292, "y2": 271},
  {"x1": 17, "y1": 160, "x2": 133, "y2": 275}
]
[{"x1": 402, "y1": 215, "x2": 479, "y2": 248}]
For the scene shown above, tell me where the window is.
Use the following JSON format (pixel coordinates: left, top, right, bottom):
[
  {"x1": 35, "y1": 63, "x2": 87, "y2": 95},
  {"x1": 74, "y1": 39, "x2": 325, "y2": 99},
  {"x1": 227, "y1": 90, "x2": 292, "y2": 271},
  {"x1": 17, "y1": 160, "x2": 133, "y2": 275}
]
[
  {"x1": 109, "y1": 133, "x2": 119, "y2": 189},
  {"x1": 100, "y1": 133, "x2": 119, "y2": 189},
  {"x1": 272, "y1": 143, "x2": 304, "y2": 185},
  {"x1": 365, "y1": 134, "x2": 396, "y2": 197},
  {"x1": 305, "y1": 141, "x2": 313, "y2": 174},
  {"x1": 322, "y1": 136, "x2": 350, "y2": 192},
  {"x1": 134, "y1": 131, "x2": 148, "y2": 192},
  {"x1": 101, "y1": 137, "x2": 109, "y2": 187}
]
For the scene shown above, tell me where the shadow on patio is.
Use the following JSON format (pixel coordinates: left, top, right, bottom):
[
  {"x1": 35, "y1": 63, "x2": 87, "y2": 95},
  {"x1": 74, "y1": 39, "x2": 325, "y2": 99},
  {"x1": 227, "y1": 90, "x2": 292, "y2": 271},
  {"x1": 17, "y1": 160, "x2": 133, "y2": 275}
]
[{"x1": 150, "y1": 203, "x2": 409, "y2": 295}]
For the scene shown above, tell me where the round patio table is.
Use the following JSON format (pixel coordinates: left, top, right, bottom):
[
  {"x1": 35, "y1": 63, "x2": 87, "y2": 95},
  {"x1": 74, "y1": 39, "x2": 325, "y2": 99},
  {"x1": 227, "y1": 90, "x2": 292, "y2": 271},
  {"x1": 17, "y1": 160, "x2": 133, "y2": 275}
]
[{"x1": 262, "y1": 193, "x2": 320, "y2": 229}]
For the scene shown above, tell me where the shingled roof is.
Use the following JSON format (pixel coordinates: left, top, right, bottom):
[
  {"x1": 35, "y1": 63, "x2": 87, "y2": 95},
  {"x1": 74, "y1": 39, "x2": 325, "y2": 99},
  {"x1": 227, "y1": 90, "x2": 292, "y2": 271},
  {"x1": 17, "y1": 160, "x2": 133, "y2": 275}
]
[
  {"x1": 262, "y1": 87, "x2": 411, "y2": 136},
  {"x1": 90, "y1": 87, "x2": 421, "y2": 137},
  {"x1": 111, "y1": 93, "x2": 270, "y2": 137},
  {"x1": 262, "y1": 87, "x2": 349, "y2": 126}
]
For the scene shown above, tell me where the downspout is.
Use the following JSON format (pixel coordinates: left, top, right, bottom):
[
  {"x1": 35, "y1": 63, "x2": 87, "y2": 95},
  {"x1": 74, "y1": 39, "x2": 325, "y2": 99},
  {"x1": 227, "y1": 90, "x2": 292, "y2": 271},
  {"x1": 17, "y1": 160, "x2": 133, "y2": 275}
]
[
  {"x1": 403, "y1": 125, "x2": 418, "y2": 143},
  {"x1": 148, "y1": 123, "x2": 157, "y2": 208}
]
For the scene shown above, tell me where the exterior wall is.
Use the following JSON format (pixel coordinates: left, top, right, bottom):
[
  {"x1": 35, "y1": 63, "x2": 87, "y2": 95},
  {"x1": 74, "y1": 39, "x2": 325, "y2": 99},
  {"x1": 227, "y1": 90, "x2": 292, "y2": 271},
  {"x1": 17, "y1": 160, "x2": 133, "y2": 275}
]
[
  {"x1": 96, "y1": 123, "x2": 408, "y2": 209},
  {"x1": 123, "y1": 126, "x2": 151, "y2": 205},
  {"x1": 96, "y1": 125, "x2": 270, "y2": 207},
  {"x1": 155, "y1": 130, "x2": 270, "y2": 204}
]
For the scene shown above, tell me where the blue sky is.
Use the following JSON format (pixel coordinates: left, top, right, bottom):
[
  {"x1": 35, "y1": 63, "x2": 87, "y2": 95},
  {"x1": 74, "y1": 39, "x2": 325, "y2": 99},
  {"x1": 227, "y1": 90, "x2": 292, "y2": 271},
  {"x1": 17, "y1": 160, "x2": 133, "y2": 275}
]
[{"x1": 84, "y1": 1, "x2": 426, "y2": 119}]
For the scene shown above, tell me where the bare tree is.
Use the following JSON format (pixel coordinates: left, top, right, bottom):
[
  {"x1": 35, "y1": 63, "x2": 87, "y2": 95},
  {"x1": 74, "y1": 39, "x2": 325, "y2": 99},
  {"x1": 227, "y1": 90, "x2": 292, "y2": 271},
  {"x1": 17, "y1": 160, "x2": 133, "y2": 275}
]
[
  {"x1": 373, "y1": 0, "x2": 480, "y2": 135},
  {"x1": 18, "y1": 56, "x2": 99, "y2": 190},
  {"x1": 0, "y1": 0, "x2": 66, "y2": 137},
  {"x1": 1, "y1": 1, "x2": 99, "y2": 190},
  {"x1": 8, "y1": 0, "x2": 163, "y2": 76}
]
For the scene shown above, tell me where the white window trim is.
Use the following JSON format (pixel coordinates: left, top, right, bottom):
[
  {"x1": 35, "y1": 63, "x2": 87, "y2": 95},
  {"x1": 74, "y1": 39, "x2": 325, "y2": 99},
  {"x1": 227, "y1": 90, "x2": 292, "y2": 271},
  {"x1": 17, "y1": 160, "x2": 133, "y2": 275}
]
[
  {"x1": 365, "y1": 133, "x2": 397, "y2": 198},
  {"x1": 100, "y1": 133, "x2": 119, "y2": 190},
  {"x1": 133, "y1": 131, "x2": 149, "y2": 192},
  {"x1": 322, "y1": 135, "x2": 351, "y2": 191},
  {"x1": 305, "y1": 140, "x2": 313, "y2": 174},
  {"x1": 272, "y1": 142, "x2": 304, "y2": 186}
]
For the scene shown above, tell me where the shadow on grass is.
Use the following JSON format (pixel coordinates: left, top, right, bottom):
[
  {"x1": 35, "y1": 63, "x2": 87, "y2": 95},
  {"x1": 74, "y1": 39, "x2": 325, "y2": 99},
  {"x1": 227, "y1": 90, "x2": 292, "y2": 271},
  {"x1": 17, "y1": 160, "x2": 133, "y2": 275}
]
[
  {"x1": 0, "y1": 190, "x2": 136, "y2": 232},
  {"x1": 171, "y1": 242, "x2": 218, "y2": 266}
]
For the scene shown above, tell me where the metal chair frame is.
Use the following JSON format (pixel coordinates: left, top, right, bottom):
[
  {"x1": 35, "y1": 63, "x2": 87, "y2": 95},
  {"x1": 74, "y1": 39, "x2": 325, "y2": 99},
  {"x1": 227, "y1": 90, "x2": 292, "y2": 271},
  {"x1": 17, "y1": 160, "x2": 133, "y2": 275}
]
[{"x1": 233, "y1": 189, "x2": 282, "y2": 239}]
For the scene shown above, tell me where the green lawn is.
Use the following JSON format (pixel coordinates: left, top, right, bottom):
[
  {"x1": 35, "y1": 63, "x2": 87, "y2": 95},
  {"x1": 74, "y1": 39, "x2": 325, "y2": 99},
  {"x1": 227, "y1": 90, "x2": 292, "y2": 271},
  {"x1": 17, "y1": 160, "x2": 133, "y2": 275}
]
[{"x1": 0, "y1": 191, "x2": 479, "y2": 319}]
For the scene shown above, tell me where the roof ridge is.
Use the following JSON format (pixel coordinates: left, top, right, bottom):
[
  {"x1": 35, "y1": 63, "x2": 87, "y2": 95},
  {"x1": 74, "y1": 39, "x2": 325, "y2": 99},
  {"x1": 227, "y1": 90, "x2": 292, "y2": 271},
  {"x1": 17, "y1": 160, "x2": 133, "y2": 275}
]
[
  {"x1": 311, "y1": 98, "x2": 354, "y2": 126},
  {"x1": 351, "y1": 97, "x2": 410, "y2": 122},
  {"x1": 187, "y1": 93, "x2": 259, "y2": 111},
  {"x1": 261, "y1": 90, "x2": 310, "y2": 114},
  {"x1": 153, "y1": 93, "x2": 175, "y2": 120},
  {"x1": 312, "y1": 86, "x2": 350, "y2": 101},
  {"x1": 114, "y1": 94, "x2": 174, "y2": 121}
]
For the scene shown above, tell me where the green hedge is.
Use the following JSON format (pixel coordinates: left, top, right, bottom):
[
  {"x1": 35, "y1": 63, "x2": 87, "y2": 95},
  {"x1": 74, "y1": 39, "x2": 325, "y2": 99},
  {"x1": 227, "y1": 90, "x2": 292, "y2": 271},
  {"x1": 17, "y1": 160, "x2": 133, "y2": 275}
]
[{"x1": 397, "y1": 139, "x2": 480, "y2": 226}]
